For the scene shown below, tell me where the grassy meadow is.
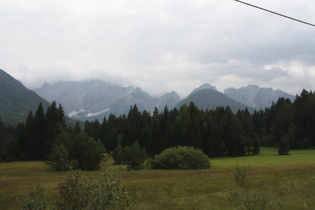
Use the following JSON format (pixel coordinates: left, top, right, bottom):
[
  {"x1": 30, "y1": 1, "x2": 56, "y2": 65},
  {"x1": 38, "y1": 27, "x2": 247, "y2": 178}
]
[{"x1": 1, "y1": 147, "x2": 315, "y2": 209}]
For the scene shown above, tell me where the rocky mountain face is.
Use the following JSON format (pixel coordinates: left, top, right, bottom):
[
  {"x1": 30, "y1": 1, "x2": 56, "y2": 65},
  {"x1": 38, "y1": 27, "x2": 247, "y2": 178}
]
[
  {"x1": 0, "y1": 69, "x2": 50, "y2": 124},
  {"x1": 34, "y1": 80, "x2": 181, "y2": 121},
  {"x1": 224, "y1": 85, "x2": 296, "y2": 110},
  {"x1": 34, "y1": 80, "x2": 134, "y2": 116},
  {"x1": 34, "y1": 81, "x2": 295, "y2": 121}
]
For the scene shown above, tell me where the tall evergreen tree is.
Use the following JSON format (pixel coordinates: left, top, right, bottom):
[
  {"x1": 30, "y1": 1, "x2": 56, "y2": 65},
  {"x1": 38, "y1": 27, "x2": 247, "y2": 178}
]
[
  {"x1": 0, "y1": 117, "x2": 6, "y2": 161},
  {"x1": 187, "y1": 102, "x2": 202, "y2": 148},
  {"x1": 23, "y1": 103, "x2": 47, "y2": 160},
  {"x1": 74, "y1": 121, "x2": 82, "y2": 134},
  {"x1": 278, "y1": 135, "x2": 290, "y2": 155},
  {"x1": 222, "y1": 107, "x2": 245, "y2": 157},
  {"x1": 270, "y1": 102, "x2": 292, "y2": 146},
  {"x1": 58, "y1": 104, "x2": 67, "y2": 130},
  {"x1": 176, "y1": 104, "x2": 191, "y2": 146},
  {"x1": 237, "y1": 108, "x2": 259, "y2": 155},
  {"x1": 147, "y1": 113, "x2": 162, "y2": 156}
]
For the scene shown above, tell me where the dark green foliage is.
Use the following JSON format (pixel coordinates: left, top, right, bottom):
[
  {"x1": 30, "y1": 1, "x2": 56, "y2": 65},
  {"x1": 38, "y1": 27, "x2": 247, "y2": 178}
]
[
  {"x1": 113, "y1": 140, "x2": 147, "y2": 170},
  {"x1": 251, "y1": 137, "x2": 260, "y2": 155},
  {"x1": 237, "y1": 108, "x2": 259, "y2": 155},
  {"x1": 112, "y1": 134, "x2": 124, "y2": 164},
  {"x1": 124, "y1": 141, "x2": 147, "y2": 170},
  {"x1": 73, "y1": 121, "x2": 82, "y2": 134},
  {"x1": 46, "y1": 143, "x2": 72, "y2": 171},
  {"x1": 258, "y1": 90, "x2": 315, "y2": 149},
  {"x1": 147, "y1": 110, "x2": 163, "y2": 155},
  {"x1": 0, "y1": 117, "x2": 18, "y2": 161},
  {"x1": 4, "y1": 88, "x2": 315, "y2": 163},
  {"x1": 46, "y1": 132, "x2": 106, "y2": 171},
  {"x1": 150, "y1": 146, "x2": 210, "y2": 170},
  {"x1": 72, "y1": 133, "x2": 106, "y2": 171},
  {"x1": 278, "y1": 135, "x2": 290, "y2": 155},
  {"x1": 20, "y1": 102, "x2": 67, "y2": 160}
]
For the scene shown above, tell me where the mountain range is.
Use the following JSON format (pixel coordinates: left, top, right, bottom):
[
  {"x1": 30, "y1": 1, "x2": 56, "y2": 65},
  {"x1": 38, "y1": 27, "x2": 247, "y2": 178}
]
[
  {"x1": 34, "y1": 80, "x2": 181, "y2": 121},
  {"x1": 224, "y1": 85, "x2": 296, "y2": 110},
  {"x1": 0, "y1": 69, "x2": 296, "y2": 123},
  {"x1": 34, "y1": 80, "x2": 295, "y2": 120}
]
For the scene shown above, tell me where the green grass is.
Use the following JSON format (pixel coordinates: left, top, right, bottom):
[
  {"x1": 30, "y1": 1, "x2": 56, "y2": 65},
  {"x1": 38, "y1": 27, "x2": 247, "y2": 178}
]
[
  {"x1": 1, "y1": 147, "x2": 315, "y2": 209},
  {"x1": 211, "y1": 147, "x2": 315, "y2": 168}
]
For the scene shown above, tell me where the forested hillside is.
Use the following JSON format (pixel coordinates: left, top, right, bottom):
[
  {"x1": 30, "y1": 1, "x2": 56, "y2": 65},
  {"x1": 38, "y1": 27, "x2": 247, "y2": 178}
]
[{"x1": 0, "y1": 69, "x2": 50, "y2": 125}]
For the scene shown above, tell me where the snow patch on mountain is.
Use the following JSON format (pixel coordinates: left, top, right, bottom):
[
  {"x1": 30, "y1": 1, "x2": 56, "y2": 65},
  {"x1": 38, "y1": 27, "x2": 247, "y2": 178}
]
[
  {"x1": 86, "y1": 108, "x2": 111, "y2": 117},
  {"x1": 69, "y1": 110, "x2": 86, "y2": 118}
]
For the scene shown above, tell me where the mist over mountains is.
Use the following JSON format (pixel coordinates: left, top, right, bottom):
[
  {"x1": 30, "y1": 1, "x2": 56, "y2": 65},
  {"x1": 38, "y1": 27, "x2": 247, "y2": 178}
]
[
  {"x1": 34, "y1": 80, "x2": 181, "y2": 121},
  {"x1": 0, "y1": 69, "x2": 296, "y2": 123},
  {"x1": 34, "y1": 79, "x2": 295, "y2": 121}
]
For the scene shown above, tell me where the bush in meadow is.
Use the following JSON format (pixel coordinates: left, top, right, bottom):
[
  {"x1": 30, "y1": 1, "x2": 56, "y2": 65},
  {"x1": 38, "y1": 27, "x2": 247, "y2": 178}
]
[{"x1": 150, "y1": 146, "x2": 210, "y2": 170}]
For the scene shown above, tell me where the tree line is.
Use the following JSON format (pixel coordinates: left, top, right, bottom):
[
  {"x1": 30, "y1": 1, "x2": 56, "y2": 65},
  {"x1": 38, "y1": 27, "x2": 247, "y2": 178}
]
[{"x1": 0, "y1": 89, "x2": 314, "y2": 164}]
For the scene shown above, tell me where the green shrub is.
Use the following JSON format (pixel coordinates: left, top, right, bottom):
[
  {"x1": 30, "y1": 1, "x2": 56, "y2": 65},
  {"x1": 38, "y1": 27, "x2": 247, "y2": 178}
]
[
  {"x1": 57, "y1": 171, "x2": 89, "y2": 209},
  {"x1": 46, "y1": 132, "x2": 106, "y2": 171},
  {"x1": 19, "y1": 168, "x2": 129, "y2": 210},
  {"x1": 19, "y1": 185, "x2": 49, "y2": 210},
  {"x1": 45, "y1": 144, "x2": 75, "y2": 171},
  {"x1": 150, "y1": 146, "x2": 210, "y2": 170},
  {"x1": 125, "y1": 141, "x2": 147, "y2": 170},
  {"x1": 58, "y1": 169, "x2": 129, "y2": 210}
]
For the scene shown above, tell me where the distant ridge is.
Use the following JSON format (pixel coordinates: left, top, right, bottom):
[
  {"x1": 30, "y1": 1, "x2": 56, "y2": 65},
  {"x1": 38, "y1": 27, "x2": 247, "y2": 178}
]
[
  {"x1": 34, "y1": 80, "x2": 181, "y2": 121},
  {"x1": 224, "y1": 84, "x2": 295, "y2": 109},
  {"x1": 176, "y1": 88, "x2": 253, "y2": 112},
  {"x1": 0, "y1": 69, "x2": 50, "y2": 124}
]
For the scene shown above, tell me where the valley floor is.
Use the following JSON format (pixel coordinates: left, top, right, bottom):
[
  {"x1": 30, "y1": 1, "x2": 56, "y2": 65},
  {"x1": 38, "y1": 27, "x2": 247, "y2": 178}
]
[{"x1": 1, "y1": 147, "x2": 315, "y2": 209}]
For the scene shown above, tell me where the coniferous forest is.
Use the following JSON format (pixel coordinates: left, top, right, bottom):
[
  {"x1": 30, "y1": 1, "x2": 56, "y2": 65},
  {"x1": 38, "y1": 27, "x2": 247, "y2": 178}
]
[{"x1": 0, "y1": 89, "x2": 315, "y2": 168}]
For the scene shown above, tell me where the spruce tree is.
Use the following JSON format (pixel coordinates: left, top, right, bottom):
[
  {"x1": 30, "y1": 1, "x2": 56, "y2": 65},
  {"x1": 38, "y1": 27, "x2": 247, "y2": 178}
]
[
  {"x1": 74, "y1": 122, "x2": 82, "y2": 134},
  {"x1": 0, "y1": 117, "x2": 6, "y2": 161}
]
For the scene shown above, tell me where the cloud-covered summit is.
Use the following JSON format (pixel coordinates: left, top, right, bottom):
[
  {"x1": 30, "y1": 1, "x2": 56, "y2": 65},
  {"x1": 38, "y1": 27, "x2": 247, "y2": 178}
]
[{"x1": 1, "y1": 0, "x2": 315, "y2": 98}]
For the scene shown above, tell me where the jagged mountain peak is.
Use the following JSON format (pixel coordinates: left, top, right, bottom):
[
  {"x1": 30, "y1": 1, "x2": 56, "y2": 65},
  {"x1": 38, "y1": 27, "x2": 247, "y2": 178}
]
[
  {"x1": 34, "y1": 80, "x2": 181, "y2": 121},
  {"x1": 224, "y1": 85, "x2": 295, "y2": 109}
]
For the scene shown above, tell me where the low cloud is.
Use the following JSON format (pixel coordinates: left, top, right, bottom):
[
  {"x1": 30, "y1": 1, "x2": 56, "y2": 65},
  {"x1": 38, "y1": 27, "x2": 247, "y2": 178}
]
[{"x1": 1, "y1": 0, "x2": 315, "y2": 97}]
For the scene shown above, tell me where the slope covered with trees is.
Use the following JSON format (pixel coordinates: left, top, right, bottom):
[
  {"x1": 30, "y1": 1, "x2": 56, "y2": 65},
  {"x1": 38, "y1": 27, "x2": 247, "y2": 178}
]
[{"x1": 0, "y1": 69, "x2": 50, "y2": 125}]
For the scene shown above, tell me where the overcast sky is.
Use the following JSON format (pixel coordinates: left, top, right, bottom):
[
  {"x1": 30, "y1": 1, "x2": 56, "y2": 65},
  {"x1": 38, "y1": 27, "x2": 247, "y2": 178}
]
[{"x1": 1, "y1": 0, "x2": 315, "y2": 98}]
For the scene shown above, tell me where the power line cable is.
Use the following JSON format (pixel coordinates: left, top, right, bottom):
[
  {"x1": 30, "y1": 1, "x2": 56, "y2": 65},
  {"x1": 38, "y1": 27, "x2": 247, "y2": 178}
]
[{"x1": 234, "y1": 0, "x2": 315, "y2": 27}]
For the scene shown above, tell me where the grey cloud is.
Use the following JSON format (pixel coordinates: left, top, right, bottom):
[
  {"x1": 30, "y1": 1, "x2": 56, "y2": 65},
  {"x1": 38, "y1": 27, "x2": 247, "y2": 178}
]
[{"x1": 1, "y1": 0, "x2": 315, "y2": 97}]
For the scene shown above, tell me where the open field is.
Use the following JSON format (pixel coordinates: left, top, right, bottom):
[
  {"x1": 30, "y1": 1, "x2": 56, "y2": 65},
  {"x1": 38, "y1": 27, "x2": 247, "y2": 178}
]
[{"x1": 1, "y1": 147, "x2": 315, "y2": 209}]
